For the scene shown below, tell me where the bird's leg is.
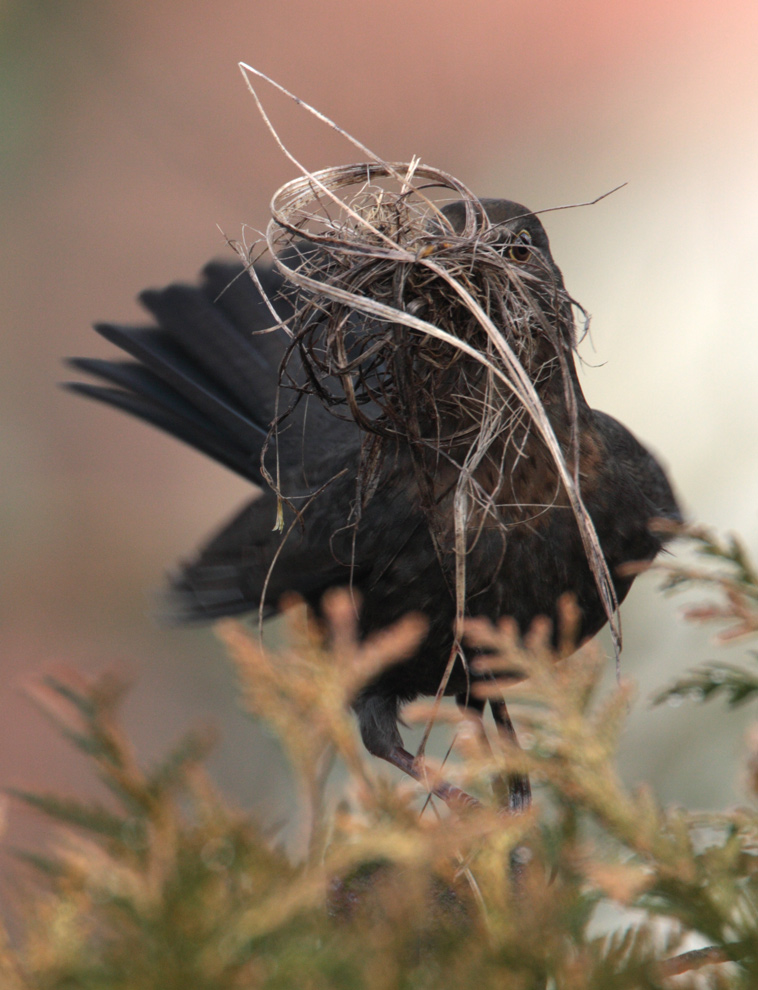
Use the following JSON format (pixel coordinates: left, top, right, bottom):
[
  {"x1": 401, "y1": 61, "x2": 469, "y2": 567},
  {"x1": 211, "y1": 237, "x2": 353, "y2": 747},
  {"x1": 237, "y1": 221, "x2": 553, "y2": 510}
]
[
  {"x1": 382, "y1": 746, "x2": 481, "y2": 811},
  {"x1": 457, "y1": 692, "x2": 532, "y2": 893},
  {"x1": 355, "y1": 692, "x2": 480, "y2": 811},
  {"x1": 489, "y1": 697, "x2": 531, "y2": 814},
  {"x1": 456, "y1": 691, "x2": 531, "y2": 815},
  {"x1": 489, "y1": 695, "x2": 533, "y2": 893}
]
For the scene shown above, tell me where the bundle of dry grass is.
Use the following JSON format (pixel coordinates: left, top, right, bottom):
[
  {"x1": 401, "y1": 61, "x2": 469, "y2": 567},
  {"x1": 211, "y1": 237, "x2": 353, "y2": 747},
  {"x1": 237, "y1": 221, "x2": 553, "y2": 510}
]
[
  {"x1": 271, "y1": 164, "x2": 571, "y2": 444},
  {"x1": 245, "y1": 157, "x2": 618, "y2": 652}
]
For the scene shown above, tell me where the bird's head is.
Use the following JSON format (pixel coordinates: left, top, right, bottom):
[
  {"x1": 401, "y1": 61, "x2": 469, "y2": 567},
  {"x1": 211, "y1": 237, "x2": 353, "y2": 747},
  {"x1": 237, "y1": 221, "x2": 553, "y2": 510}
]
[{"x1": 440, "y1": 198, "x2": 564, "y2": 284}]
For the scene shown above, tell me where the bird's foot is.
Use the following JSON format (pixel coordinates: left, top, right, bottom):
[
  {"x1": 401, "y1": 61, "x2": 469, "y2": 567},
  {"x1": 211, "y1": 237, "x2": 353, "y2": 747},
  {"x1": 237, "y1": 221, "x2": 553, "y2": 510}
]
[{"x1": 383, "y1": 746, "x2": 481, "y2": 812}]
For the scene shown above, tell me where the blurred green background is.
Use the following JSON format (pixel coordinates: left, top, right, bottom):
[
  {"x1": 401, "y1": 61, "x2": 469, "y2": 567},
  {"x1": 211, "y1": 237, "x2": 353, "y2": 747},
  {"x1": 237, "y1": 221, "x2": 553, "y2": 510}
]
[{"x1": 2, "y1": 0, "x2": 757, "y2": 863}]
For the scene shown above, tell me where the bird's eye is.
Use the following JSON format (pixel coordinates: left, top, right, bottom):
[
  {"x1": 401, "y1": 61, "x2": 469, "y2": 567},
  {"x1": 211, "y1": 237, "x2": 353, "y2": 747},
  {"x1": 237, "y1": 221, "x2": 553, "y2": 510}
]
[{"x1": 507, "y1": 229, "x2": 532, "y2": 262}]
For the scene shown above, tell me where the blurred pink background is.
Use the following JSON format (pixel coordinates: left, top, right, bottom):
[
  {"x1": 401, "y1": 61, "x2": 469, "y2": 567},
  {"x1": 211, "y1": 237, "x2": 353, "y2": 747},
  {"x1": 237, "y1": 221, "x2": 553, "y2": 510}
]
[{"x1": 2, "y1": 0, "x2": 758, "y2": 863}]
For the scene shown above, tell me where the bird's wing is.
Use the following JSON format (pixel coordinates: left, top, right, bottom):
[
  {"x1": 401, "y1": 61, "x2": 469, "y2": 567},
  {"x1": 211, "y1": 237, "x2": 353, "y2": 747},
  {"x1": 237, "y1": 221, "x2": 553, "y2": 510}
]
[
  {"x1": 591, "y1": 409, "x2": 681, "y2": 523},
  {"x1": 163, "y1": 454, "x2": 377, "y2": 621}
]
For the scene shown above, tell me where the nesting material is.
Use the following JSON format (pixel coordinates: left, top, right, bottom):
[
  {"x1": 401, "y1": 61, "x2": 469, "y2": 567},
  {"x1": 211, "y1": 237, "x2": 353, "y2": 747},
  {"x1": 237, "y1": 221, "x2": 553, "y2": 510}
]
[
  {"x1": 271, "y1": 165, "x2": 567, "y2": 441},
  {"x1": 237, "y1": 160, "x2": 619, "y2": 654}
]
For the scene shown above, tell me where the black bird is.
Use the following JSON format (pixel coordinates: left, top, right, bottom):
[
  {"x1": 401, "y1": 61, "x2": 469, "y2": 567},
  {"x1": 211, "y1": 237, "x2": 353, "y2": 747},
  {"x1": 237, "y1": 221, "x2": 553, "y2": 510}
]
[{"x1": 66, "y1": 198, "x2": 681, "y2": 803}]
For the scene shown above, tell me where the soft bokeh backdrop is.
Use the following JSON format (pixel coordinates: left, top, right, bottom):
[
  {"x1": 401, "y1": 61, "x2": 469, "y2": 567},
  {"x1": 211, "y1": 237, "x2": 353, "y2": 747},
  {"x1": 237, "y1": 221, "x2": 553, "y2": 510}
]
[{"x1": 2, "y1": 0, "x2": 757, "y2": 864}]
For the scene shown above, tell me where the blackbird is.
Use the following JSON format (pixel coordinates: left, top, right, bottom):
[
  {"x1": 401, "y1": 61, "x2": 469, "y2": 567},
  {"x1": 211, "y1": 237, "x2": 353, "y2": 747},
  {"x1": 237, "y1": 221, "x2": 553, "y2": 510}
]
[{"x1": 67, "y1": 198, "x2": 681, "y2": 802}]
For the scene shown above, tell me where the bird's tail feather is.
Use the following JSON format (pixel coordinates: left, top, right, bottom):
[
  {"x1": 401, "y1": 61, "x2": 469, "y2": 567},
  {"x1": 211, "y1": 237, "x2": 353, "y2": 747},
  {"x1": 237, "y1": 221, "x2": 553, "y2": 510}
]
[{"x1": 64, "y1": 260, "x2": 344, "y2": 486}]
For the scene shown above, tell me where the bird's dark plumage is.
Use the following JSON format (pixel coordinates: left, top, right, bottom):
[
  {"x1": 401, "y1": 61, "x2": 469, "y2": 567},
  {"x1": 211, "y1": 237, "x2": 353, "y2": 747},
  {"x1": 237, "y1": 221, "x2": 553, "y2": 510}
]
[{"x1": 67, "y1": 198, "x2": 681, "y2": 784}]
